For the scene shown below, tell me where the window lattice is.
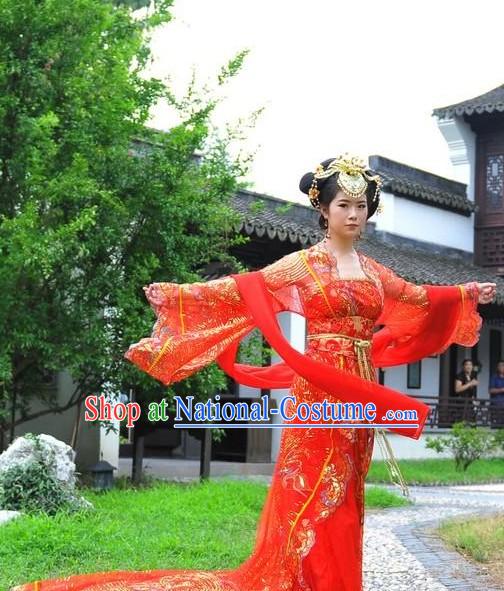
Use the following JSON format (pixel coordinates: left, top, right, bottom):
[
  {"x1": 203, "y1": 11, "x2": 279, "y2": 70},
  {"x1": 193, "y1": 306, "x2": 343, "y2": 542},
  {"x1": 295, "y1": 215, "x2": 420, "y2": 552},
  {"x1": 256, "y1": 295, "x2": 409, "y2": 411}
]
[{"x1": 485, "y1": 154, "x2": 504, "y2": 210}]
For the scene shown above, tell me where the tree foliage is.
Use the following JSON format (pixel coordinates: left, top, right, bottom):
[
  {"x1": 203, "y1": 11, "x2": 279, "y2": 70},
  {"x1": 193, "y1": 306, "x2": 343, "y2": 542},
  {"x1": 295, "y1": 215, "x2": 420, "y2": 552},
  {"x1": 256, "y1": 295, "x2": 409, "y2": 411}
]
[
  {"x1": 426, "y1": 422, "x2": 500, "y2": 471},
  {"x1": 0, "y1": 0, "x2": 260, "y2": 446}
]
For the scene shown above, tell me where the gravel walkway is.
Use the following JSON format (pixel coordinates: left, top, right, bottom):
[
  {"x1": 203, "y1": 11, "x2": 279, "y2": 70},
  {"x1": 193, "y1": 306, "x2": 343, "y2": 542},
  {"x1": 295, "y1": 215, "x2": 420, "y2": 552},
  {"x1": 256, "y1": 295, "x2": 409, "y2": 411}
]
[{"x1": 363, "y1": 483, "x2": 504, "y2": 591}]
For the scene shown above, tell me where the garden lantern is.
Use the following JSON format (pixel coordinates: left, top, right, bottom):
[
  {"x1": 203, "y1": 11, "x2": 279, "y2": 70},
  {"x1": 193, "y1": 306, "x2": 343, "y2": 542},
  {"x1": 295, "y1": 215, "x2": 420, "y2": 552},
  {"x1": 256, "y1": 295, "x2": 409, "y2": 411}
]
[{"x1": 88, "y1": 460, "x2": 116, "y2": 491}]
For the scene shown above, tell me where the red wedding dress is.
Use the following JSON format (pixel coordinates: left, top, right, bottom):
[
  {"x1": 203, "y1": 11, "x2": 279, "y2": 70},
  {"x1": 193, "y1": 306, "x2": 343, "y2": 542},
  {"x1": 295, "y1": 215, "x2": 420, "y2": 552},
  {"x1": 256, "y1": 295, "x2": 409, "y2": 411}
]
[{"x1": 12, "y1": 239, "x2": 482, "y2": 591}]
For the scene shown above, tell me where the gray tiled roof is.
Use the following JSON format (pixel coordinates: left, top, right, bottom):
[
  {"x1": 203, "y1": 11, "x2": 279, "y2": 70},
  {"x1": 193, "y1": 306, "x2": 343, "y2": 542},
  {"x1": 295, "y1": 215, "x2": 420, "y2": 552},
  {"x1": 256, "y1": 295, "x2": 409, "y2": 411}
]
[
  {"x1": 432, "y1": 84, "x2": 504, "y2": 120},
  {"x1": 369, "y1": 156, "x2": 475, "y2": 215},
  {"x1": 227, "y1": 190, "x2": 504, "y2": 306},
  {"x1": 358, "y1": 231, "x2": 504, "y2": 307},
  {"x1": 233, "y1": 189, "x2": 321, "y2": 246}
]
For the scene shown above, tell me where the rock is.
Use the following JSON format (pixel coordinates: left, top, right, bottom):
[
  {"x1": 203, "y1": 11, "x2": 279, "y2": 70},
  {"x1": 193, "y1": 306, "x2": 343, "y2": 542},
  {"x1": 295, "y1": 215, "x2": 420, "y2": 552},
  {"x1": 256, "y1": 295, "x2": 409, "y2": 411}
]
[
  {"x1": 0, "y1": 510, "x2": 21, "y2": 526},
  {"x1": 0, "y1": 433, "x2": 93, "y2": 512},
  {"x1": 0, "y1": 433, "x2": 77, "y2": 486}
]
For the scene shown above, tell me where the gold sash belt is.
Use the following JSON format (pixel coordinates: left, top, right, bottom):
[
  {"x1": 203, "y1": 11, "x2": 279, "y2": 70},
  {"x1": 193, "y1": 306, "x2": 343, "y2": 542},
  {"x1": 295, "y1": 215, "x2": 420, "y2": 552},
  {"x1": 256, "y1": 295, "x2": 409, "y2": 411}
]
[
  {"x1": 306, "y1": 332, "x2": 410, "y2": 497},
  {"x1": 307, "y1": 333, "x2": 374, "y2": 389}
]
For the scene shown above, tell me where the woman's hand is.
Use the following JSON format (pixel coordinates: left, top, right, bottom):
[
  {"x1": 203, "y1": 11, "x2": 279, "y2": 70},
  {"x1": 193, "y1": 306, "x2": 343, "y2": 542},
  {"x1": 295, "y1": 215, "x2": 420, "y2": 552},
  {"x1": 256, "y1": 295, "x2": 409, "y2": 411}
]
[{"x1": 475, "y1": 282, "x2": 497, "y2": 304}]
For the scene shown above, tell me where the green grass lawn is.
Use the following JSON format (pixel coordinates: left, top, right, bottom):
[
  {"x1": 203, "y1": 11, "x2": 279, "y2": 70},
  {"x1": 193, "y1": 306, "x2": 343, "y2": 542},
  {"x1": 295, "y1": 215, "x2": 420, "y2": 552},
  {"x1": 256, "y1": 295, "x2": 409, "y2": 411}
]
[
  {"x1": 365, "y1": 485, "x2": 411, "y2": 508},
  {"x1": 1, "y1": 479, "x2": 407, "y2": 589},
  {"x1": 367, "y1": 457, "x2": 504, "y2": 485},
  {"x1": 438, "y1": 513, "x2": 504, "y2": 588}
]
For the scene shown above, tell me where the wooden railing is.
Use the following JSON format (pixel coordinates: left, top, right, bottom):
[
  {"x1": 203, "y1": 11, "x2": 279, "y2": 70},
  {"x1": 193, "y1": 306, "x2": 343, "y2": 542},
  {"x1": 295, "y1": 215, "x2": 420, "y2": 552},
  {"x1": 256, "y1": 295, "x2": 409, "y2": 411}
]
[{"x1": 415, "y1": 396, "x2": 504, "y2": 429}]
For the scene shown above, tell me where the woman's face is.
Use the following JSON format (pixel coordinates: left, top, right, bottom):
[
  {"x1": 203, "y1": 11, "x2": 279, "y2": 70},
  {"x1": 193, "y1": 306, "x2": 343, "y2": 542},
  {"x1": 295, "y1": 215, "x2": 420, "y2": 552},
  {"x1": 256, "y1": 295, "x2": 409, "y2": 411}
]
[
  {"x1": 463, "y1": 361, "x2": 473, "y2": 373},
  {"x1": 322, "y1": 189, "x2": 368, "y2": 238}
]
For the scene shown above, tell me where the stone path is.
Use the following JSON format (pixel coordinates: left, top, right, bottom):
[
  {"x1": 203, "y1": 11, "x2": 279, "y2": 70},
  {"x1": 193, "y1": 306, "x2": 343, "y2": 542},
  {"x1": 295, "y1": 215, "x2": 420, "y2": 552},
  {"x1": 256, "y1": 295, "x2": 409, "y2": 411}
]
[{"x1": 363, "y1": 483, "x2": 504, "y2": 591}]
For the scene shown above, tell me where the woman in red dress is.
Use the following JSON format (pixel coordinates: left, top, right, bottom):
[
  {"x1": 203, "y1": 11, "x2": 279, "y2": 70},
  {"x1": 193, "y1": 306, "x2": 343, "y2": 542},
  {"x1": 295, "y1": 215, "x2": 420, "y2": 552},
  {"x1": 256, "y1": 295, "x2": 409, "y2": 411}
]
[{"x1": 13, "y1": 154, "x2": 496, "y2": 591}]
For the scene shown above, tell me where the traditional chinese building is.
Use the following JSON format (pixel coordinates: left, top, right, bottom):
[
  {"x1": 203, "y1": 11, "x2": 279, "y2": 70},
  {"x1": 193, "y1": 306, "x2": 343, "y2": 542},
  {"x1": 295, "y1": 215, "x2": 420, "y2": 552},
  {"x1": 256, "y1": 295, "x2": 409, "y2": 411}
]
[
  {"x1": 210, "y1": 167, "x2": 504, "y2": 461},
  {"x1": 14, "y1": 84, "x2": 504, "y2": 468}
]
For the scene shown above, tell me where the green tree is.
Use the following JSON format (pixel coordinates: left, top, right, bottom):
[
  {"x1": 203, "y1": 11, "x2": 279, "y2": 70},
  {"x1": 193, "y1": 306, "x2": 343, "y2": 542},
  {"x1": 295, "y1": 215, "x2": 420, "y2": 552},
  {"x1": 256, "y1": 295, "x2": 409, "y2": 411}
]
[{"x1": 0, "y1": 0, "x2": 262, "y2": 450}]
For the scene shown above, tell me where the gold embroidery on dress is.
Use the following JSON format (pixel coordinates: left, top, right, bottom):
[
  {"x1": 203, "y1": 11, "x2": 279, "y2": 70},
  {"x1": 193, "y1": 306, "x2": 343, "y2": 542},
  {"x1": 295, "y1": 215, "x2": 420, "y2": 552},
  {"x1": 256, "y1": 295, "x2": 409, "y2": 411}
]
[
  {"x1": 286, "y1": 428, "x2": 334, "y2": 554},
  {"x1": 178, "y1": 285, "x2": 185, "y2": 334},
  {"x1": 261, "y1": 250, "x2": 308, "y2": 290},
  {"x1": 452, "y1": 282, "x2": 482, "y2": 346},
  {"x1": 158, "y1": 573, "x2": 238, "y2": 590},
  {"x1": 313, "y1": 452, "x2": 353, "y2": 522},
  {"x1": 279, "y1": 437, "x2": 311, "y2": 497},
  {"x1": 298, "y1": 250, "x2": 338, "y2": 317}
]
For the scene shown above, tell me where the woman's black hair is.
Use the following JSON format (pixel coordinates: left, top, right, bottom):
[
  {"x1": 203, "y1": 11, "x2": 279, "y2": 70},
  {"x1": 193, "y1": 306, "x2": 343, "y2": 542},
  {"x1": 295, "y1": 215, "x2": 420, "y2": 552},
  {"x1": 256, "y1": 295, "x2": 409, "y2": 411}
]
[
  {"x1": 299, "y1": 157, "x2": 381, "y2": 230},
  {"x1": 462, "y1": 358, "x2": 473, "y2": 365}
]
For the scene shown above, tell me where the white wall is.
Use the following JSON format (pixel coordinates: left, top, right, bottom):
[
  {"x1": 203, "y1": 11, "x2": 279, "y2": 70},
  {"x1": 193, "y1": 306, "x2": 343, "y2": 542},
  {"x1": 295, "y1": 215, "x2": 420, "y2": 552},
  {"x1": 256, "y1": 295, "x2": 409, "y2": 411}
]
[
  {"x1": 372, "y1": 431, "x2": 452, "y2": 460},
  {"x1": 99, "y1": 418, "x2": 120, "y2": 467},
  {"x1": 382, "y1": 356, "x2": 440, "y2": 404},
  {"x1": 374, "y1": 190, "x2": 474, "y2": 252},
  {"x1": 14, "y1": 370, "x2": 103, "y2": 470},
  {"x1": 269, "y1": 311, "x2": 306, "y2": 462},
  {"x1": 435, "y1": 116, "x2": 477, "y2": 202}
]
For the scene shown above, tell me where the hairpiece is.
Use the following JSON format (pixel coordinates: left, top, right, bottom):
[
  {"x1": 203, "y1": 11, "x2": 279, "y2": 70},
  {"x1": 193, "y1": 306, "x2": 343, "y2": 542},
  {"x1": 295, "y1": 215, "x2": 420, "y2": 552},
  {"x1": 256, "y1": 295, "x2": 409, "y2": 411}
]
[{"x1": 308, "y1": 153, "x2": 383, "y2": 210}]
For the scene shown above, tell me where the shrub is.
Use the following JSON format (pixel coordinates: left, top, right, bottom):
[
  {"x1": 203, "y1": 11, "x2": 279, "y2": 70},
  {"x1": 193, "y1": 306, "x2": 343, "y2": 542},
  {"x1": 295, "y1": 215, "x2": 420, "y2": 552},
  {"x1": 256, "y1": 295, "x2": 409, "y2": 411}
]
[
  {"x1": 0, "y1": 461, "x2": 74, "y2": 515},
  {"x1": 492, "y1": 428, "x2": 504, "y2": 452},
  {"x1": 0, "y1": 434, "x2": 91, "y2": 515},
  {"x1": 426, "y1": 422, "x2": 499, "y2": 471}
]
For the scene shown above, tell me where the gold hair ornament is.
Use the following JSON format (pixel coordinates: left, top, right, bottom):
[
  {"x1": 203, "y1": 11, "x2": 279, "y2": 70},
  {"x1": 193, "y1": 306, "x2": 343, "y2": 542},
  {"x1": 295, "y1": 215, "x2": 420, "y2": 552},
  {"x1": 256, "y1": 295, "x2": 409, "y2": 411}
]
[{"x1": 308, "y1": 153, "x2": 383, "y2": 209}]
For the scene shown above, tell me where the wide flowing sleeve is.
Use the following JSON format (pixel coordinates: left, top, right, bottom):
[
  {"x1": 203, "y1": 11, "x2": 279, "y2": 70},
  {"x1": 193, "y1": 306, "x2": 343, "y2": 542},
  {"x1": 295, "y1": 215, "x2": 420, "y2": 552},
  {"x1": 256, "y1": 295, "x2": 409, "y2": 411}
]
[
  {"x1": 123, "y1": 251, "x2": 305, "y2": 385},
  {"x1": 369, "y1": 258, "x2": 482, "y2": 367}
]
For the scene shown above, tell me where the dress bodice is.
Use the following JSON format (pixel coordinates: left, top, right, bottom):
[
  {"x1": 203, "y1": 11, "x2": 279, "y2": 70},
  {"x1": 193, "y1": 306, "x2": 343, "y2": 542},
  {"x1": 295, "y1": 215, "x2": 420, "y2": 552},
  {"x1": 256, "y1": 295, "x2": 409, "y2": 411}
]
[
  {"x1": 304, "y1": 279, "x2": 382, "y2": 339},
  {"x1": 294, "y1": 241, "x2": 383, "y2": 332},
  {"x1": 282, "y1": 241, "x2": 385, "y2": 381},
  {"x1": 304, "y1": 279, "x2": 382, "y2": 372}
]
